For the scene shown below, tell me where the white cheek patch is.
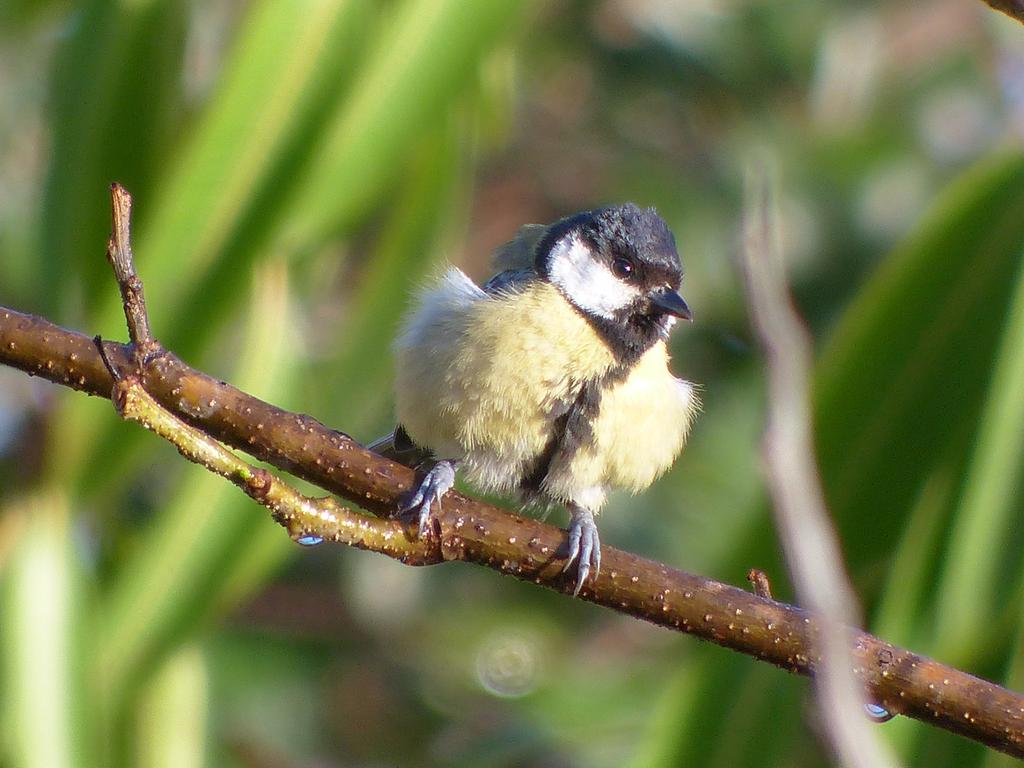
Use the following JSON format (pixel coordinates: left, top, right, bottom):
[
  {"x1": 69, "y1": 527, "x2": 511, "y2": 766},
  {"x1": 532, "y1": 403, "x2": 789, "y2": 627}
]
[{"x1": 547, "y1": 235, "x2": 640, "y2": 319}]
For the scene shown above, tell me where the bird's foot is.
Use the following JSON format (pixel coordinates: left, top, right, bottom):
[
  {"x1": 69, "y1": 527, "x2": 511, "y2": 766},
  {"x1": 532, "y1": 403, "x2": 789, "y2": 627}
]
[
  {"x1": 563, "y1": 505, "x2": 601, "y2": 596},
  {"x1": 399, "y1": 459, "x2": 456, "y2": 538}
]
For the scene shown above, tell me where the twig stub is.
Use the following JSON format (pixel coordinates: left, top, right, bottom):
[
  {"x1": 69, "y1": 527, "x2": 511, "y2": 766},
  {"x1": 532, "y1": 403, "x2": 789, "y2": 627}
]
[
  {"x1": 107, "y1": 183, "x2": 155, "y2": 356},
  {"x1": 747, "y1": 568, "x2": 774, "y2": 599}
]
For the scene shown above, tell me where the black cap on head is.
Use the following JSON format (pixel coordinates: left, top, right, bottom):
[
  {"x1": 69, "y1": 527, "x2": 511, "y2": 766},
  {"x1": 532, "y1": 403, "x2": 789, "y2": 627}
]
[
  {"x1": 587, "y1": 204, "x2": 680, "y2": 272},
  {"x1": 535, "y1": 203, "x2": 682, "y2": 289}
]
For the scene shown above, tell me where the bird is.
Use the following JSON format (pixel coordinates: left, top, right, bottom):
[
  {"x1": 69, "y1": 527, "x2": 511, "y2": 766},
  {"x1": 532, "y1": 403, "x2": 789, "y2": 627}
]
[{"x1": 369, "y1": 203, "x2": 699, "y2": 595}]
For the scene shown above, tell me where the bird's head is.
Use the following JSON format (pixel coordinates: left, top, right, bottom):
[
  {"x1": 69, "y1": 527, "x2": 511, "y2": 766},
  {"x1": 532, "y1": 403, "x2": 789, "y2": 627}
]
[{"x1": 536, "y1": 204, "x2": 691, "y2": 359}]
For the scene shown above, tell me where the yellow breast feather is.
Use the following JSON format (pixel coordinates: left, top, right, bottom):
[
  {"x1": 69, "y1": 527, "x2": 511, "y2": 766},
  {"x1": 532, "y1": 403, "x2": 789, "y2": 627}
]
[
  {"x1": 541, "y1": 342, "x2": 698, "y2": 508},
  {"x1": 593, "y1": 341, "x2": 698, "y2": 491}
]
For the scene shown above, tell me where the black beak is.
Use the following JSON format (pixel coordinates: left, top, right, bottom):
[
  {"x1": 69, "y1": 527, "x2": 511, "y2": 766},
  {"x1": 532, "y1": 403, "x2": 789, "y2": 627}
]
[{"x1": 650, "y1": 289, "x2": 693, "y2": 321}]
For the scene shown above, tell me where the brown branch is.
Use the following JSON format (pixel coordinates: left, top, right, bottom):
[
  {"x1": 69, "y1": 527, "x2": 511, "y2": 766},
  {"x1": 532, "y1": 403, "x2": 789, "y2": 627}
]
[
  {"x1": 2, "y1": 189, "x2": 1024, "y2": 757},
  {"x1": 102, "y1": 358, "x2": 431, "y2": 564}
]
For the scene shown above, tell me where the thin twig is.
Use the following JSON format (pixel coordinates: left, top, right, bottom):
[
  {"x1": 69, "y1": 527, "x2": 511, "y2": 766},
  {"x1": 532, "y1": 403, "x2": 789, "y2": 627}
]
[
  {"x1": 107, "y1": 360, "x2": 431, "y2": 563},
  {"x1": 741, "y1": 168, "x2": 899, "y2": 767},
  {"x1": 106, "y1": 184, "x2": 155, "y2": 355}
]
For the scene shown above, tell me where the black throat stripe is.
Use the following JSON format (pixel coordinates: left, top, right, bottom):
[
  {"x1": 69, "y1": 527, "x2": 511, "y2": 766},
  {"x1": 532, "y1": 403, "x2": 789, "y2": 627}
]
[
  {"x1": 584, "y1": 311, "x2": 666, "y2": 368},
  {"x1": 519, "y1": 366, "x2": 630, "y2": 498}
]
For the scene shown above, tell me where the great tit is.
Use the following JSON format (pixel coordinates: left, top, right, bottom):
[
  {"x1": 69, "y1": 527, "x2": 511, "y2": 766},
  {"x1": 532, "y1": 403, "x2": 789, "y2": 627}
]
[{"x1": 371, "y1": 203, "x2": 699, "y2": 595}]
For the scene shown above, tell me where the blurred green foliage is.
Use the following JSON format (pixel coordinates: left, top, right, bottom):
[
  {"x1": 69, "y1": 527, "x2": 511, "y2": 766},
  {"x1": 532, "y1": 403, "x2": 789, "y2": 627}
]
[{"x1": 1, "y1": 1, "x2": 1024, "y2": 766}]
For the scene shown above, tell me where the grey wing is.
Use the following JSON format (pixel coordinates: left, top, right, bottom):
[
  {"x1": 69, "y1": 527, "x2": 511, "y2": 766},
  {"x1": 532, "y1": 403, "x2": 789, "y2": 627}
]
[
  {"x1": 492, "y1": 223, "x2": 547, "y2": 272},
  {"x1": 366, "y1": 424, "x2": 433, "y2": 468},
  {"x1": 483, "y1": 268, "x2": 535, "y2": 294},
  {"x1": 485, "y1": 222, "x2": 547, "y2": 294}
]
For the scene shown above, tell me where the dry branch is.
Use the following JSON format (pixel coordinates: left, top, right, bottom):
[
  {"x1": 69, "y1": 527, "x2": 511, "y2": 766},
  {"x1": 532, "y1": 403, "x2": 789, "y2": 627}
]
[
  {"x1": 2, "y1": 186, "x2": 1024, "y2": 757},
  {"x1": 742, "y1": 170, "x2": 897, "y2": 768}
]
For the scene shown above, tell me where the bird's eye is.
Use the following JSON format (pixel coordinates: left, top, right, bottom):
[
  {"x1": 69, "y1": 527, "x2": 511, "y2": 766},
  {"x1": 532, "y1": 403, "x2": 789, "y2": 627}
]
[{"x1": 611, "y1": 257, "x2": 634, "y2": 279}]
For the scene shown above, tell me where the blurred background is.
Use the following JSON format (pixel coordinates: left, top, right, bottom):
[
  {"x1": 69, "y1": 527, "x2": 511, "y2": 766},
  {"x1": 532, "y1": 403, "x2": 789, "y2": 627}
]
[{"x1": 2, "y1": 0, "x2": 1024, "y2": 766}]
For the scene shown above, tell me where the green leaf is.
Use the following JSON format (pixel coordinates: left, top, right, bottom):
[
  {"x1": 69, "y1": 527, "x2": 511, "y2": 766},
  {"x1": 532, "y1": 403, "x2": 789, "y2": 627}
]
[
  {"x1": 277, "y1": 0, "x2": 525, "y2": 249},
  {"x1": 40, "y1": 0, "x2": 187, "y2": 317},
  {"x1": 135, "y1": 646, "x2": 208, "y2": 768},
  {"x1": 933, "y1": 253, "x2": 1024, "y2": 659},
  {"x1": 814, "y1": 152, "x2": 1024, "y2": 582},
  {"x1": 114, "y1": 0, "x2": 374, "y2": 348},
  {"x1": 62, "y1": 0, "x2": 373, "y2": 495},
  {"x1": 630, "y1": 648, "x2": 818, "y2": 768},
  {"x1": 1, "y1": 492, "x2": 91, "y2": 768},
  {"x1": 318, "y1": 115, "x2": 472, "y2": 434}
]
